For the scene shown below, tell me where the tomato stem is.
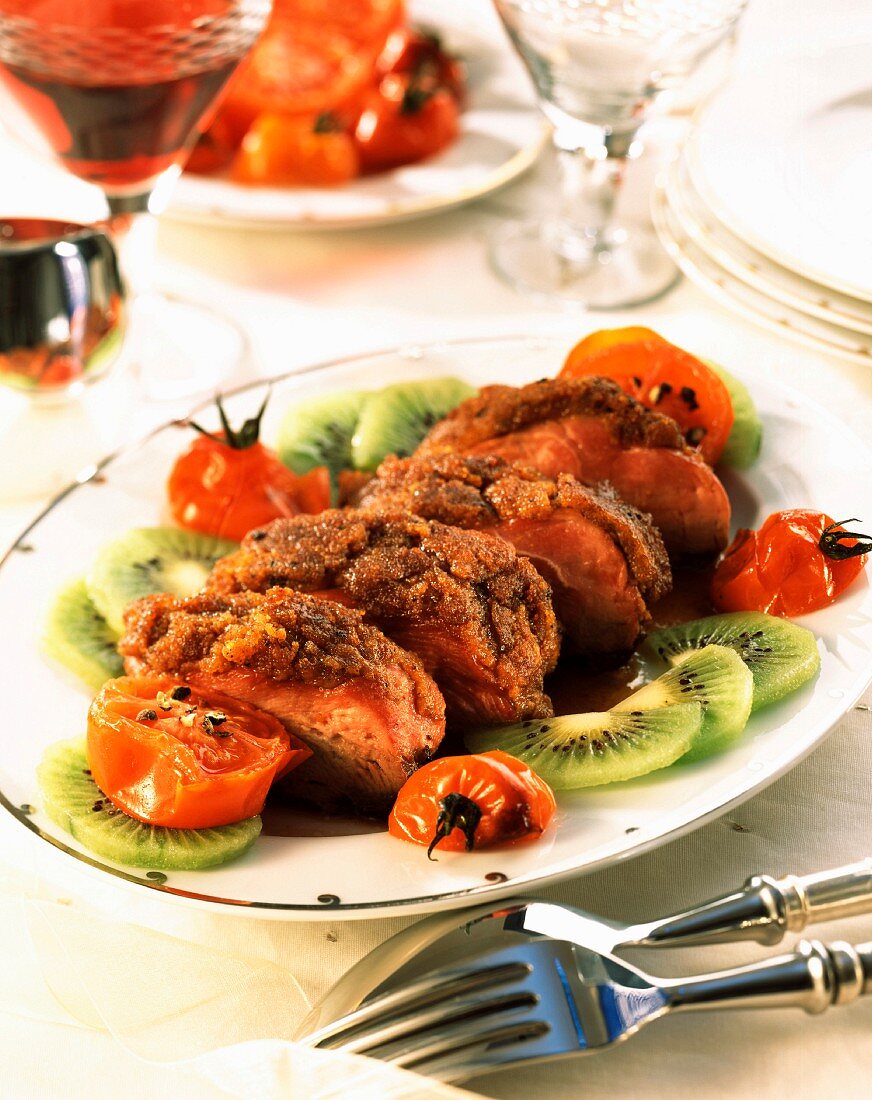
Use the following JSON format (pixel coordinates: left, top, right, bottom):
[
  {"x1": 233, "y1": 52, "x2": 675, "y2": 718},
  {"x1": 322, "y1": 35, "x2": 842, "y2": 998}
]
[
  {"x1": 400, "y1": 82, "x2": 433, "y2": 115},
  {"x1": 189, "y1": 391, "x2": 271, "y2": 450},
  {"x1": 427, "y1": 792, "x2": 482, "y2": 859},
  {"x1": 819, "y1": 518, "x2": 871, "y2": 561},
  {"x1": 314, "y1": 112, "x2": 341, "y2": 134}
]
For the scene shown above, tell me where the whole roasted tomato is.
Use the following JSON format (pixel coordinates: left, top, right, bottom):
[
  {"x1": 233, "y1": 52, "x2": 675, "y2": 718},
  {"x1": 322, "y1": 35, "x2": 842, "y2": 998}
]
[
  {"x1": 375, "y1": 27, "x2": 466, "y2": 103},
  {"x1": 354, "y1": 75, "x2": 459, "y2": 174},
  {"x1": 167, "y1": 396, "x2": 330, "y2": 542},
  {"x1": 232, "y1": 112, "x2": 360, "y2": 186},
  {"x1": 389, "y1": 751, "x2": 556, "y2": 857},
  {"x1": 712, "y1": 510, "x2": 870, "y2": 617},
  {"x1": 87, "y1": 675, "x2": 310, "y2": 828},
  {"x1": 561, "y1": 327, "x2": 735, "y2": 465}
]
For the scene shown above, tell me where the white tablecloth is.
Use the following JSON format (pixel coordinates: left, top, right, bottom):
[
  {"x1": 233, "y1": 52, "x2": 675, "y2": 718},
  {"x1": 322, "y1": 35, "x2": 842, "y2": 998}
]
[{"x1": 1, "y1": 2, "x2": 871, "y2": 1097}]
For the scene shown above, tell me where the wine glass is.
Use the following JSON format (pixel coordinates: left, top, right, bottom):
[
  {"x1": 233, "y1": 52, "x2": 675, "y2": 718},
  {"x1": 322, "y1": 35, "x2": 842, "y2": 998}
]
[
  {"x1": 0, "y1": 0, "x2": 272, "y2": 398},
  {"x1": 490, "y1": 0, "x2": 748, "y2": 308}
]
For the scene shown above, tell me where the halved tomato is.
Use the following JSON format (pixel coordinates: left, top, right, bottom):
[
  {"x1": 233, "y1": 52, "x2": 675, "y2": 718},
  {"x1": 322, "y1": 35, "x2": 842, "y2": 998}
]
[
  {"x1": 561, "y1": 328, "x2": 735, "y2": 465},
  {"x1": 219, "y1": 0, "x2": 404, "y2": 138},
  {"x1": 87, "y1": 676, "x2": 310, "y2": 829},
  {"x1": 219, "y1": 25, "x2": 374, "y2": 140},
  {"x1": 274, "y1": 0, "x2": 405, "y2": 48}
]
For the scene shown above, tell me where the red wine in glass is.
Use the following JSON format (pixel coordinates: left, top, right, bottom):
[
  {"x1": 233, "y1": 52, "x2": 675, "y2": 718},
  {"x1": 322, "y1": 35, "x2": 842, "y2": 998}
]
[
  {"x1": 0, "y1": 1, "x2": 272, "y2": 400},
  {"x1": 0, "y1": 0, "x2": 268, "y2": 192}
]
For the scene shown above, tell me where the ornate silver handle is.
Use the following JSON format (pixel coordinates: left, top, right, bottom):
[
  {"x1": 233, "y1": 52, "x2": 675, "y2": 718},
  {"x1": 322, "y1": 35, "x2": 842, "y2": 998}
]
[
  {"x1": 668, "y1": 939, "x2": 872, "y2": 1014},
  {"x1": 635, "y1": 859, "x2": 872, "y2": 948}
]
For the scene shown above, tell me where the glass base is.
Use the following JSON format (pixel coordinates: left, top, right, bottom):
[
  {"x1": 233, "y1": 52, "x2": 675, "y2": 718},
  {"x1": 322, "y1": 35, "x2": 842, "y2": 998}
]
[
  {"x1": 489, "y1": 219, "x2": 681, "y2": 310},
  {"x1": 124, "y1": 291, "x2": 250, "y2": 402}
]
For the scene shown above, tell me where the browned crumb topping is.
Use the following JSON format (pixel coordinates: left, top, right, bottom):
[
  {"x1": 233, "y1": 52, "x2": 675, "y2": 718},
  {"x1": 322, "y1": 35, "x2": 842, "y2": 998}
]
[
  {"x1": 358, "y1": 453, "x2": 671, "y2": 602},
  {"x1": 119, "y1": 587, "x2": 434, "y2": 689},
  {"x1": 210, "y1": 509, "x2": 558, "y2": 666},
  {"x1": 415, "y1": 376, "x2": 688, "y2": 456}
]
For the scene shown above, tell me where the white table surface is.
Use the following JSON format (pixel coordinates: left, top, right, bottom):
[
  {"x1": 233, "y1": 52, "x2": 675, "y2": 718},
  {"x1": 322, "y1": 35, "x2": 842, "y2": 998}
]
[{"x1": 1, "y1": 2, "x2": 871, "y2": 1097}]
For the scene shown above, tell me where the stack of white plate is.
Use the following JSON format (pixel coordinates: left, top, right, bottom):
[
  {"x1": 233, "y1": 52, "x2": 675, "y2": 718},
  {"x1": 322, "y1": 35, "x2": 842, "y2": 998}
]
[{"x1": 653, "y1": 41, "x2": 872, "y2": 366}]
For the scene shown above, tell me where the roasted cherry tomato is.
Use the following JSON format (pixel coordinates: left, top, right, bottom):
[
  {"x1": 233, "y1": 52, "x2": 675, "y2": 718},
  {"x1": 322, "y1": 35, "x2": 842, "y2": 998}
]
[
  {"x1": 167, "y1": 396, "x2": 331, "y2": 542},
  {"x1": 389, "y1": 751, "x2": 556, "y2": 857},
  {"x1": 87, "y1": 675, "x2": 310, "y2": 828},
  {"x1": 232, "y1": 112, "x2": 360, "y2": 186},
  {"x1": 561, "y1": 328, "x2": 735, "y2": 465},
  {"x1": 712, "y1": 510, "x2": 870, "y2": 617},
  {"x1": 354, "y1": 76, "x2": 459, "y2": 174},
  {"x1": 375, "y1": 27, "x2": 466, "y2": 103}
]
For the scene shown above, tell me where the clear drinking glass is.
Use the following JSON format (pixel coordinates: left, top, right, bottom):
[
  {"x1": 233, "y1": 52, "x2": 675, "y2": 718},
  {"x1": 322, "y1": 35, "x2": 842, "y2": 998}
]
[
  {"x1": 491, "y1": 0, "x2": 748, "y2": 308},
  {"x1": 0, "y1": 0, "x2": 272, "y2": 398}
]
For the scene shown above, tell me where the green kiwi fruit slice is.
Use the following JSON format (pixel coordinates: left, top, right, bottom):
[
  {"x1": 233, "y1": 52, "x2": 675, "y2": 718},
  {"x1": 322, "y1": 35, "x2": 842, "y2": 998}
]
[
  {"x1": 87, "y1": 526, "x2": 237, "y2": 635},
  {"x1": 640, "y1": 611, "x2": 820, "y2": 711},
  {"x1": 703, "y1": 359, "x2": 763, "y2": 469},
  {"x1": 38, "y1": 740, "x2": 261, "y2": 870},
  {"x1": 466, "y1": 702, "x2": 702, "y2": 789},
  {"x1": 276, "y1": 390, "x2": 367, "y2": 491},
  {"x1": 351, "y1": 377, "x2": 477, "y2": 471},
  {"x1": 616, "y1": 644, "x2": 753, "y2": 761},
  {"x1": 43, "y1": 578, "x2": 123, "y2": 692}
]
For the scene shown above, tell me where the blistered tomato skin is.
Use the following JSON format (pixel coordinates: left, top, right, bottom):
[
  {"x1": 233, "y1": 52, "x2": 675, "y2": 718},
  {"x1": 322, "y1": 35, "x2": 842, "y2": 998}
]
[
  {"x1": 87, "y1": 675, "x2": 310, "y2": 829},
  {"x1": 712, "y1": 510, "x2": 869, "y2": 617},
  {"x1": 354, "y1": 78, "x2": 460, "y2": 174},
  {"x1": 167, "y1": 398, "x2": 331, "y2": 542},
  {"x1": 389, "y1": 750, "x2": 556, "y2": 855}
]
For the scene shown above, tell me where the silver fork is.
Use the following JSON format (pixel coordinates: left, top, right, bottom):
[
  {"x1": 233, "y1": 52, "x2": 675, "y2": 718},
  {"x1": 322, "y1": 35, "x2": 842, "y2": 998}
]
[
  {"x1": 301, "y1": 859, "x2": 872, "y2": 1035},
  {"x1": 306, "y1": 934, "x2": 872, "y2": 1083}
]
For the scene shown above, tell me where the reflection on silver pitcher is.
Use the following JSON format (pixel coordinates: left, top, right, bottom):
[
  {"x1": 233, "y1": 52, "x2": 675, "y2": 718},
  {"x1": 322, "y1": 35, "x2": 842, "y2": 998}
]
[{"x1": 0, "y1": 218, "x2": 126, "y2": 397}]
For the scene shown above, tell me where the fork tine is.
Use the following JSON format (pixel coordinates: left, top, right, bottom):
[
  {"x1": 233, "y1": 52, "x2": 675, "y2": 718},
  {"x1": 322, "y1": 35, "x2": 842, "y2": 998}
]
[
  {"x1": 332, "y1": 987, "x2": 540, "y2": 1057},
  {"x1": 392, "y1": 1018, "x2": 553, "y2": 1082},
  {"x1": 309, "y1": 960, "x2": 532, "y2": 1050}
]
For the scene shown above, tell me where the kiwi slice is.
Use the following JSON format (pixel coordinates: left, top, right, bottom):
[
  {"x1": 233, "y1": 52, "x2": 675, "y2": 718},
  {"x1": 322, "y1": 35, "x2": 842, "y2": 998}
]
[
  {"x1": 38, "y1": 740, "x2": 261, "y2": 870},
  {"x1": 88, "y1": 526, "x2": 237, "y2": 635},
  {"x1": 616, "y1": 644, "x2": 753, "y2": 761},
  {"x1": 466, "y1": 702, "x2": 702, "y2": 789},
  {"x1": 351, "y1": 377, "x2": 477, "y2": 471},
  {"x1": 44, "y1": 578, "x2": 123, "y2": 692},
  {"x1": 703, "y1": 359, "x2": 763, "y2": 469},
  {"x1": 640, "y1": 611, "x2": 820, "y2": 712},
  {"x1": 276, "y1": 390, "x2": 367, "y2": 491}
]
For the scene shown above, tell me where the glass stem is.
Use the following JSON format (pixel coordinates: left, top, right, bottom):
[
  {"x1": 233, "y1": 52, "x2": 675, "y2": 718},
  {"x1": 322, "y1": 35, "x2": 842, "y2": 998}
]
[
  {"x1": 102, "y1": 193, "x2": 158, "y2": 298},
  {"x1": 548, "y1": 126, "x2": 641, "y2": 265},
  {"x1": 102, "y1": 169, "x2": 179, "y2": 297}
]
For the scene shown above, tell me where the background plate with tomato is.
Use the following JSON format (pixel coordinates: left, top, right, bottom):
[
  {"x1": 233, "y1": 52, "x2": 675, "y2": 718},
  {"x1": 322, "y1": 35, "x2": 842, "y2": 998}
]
[
  {"x1": 0, "y1": 332, "x2": 869, "y2": 918},
  {"x1": 166, "y1": 0, "x2": 547, "y2": 230}
]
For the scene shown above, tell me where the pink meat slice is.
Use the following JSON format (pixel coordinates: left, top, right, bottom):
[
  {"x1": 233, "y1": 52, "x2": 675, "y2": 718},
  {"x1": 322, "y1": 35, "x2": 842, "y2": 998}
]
[
  {"x1": 409, "y1": 373, "x2": 731, "y2": 558},
  {"x1": 466, "y1": 416, "x2": 730, "y2": 556}
]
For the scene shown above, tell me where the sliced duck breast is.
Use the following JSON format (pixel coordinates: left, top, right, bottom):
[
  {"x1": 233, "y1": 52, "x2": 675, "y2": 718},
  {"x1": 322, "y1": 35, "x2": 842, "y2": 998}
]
[
  {"x1": 208, "y1": 510, "x2": 560, "y2": 728},
  {"x1": 415, "y1": 376, "x2": 731, "y2": 557},
  {"x1": 119, "y1": 588, "x2": 446, "y2": 815},
  {"x1": 357, "y1": 453, "x2": 671, "y2": 655}
]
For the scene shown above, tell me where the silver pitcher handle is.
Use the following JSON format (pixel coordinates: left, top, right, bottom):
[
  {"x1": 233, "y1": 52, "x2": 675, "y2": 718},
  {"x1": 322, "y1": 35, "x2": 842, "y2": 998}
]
[
  {"x1": 667, "y1": 939, "x2": 872, "y2": 1014},
  {"x1": 633, "y1": 858, "x2": 872, "y2": 948}
]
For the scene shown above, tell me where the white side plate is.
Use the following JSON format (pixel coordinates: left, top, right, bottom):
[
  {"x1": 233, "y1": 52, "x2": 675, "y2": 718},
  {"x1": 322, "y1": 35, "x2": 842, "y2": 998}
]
[
  {"x1": 686, "y1": 41, "x2": 872, "y2": 301},
  {"x1": 166, "y1": 1, "x2": 547, "y2": 231}
]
